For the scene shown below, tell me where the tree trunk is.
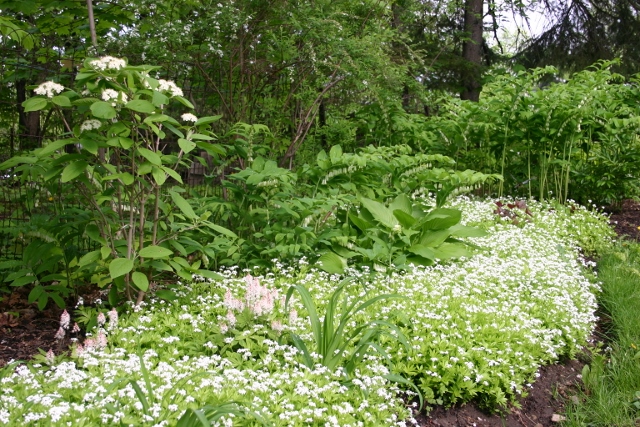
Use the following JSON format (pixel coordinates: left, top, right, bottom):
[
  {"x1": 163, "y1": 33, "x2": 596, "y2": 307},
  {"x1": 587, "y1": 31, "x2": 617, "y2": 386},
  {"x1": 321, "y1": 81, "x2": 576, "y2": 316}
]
[
  {"x1": 16, "y1": 79, "x2": 41, "y2": 150},
  {"x1": 461, "y1": 0, "x2": 484, "y2": 102}
]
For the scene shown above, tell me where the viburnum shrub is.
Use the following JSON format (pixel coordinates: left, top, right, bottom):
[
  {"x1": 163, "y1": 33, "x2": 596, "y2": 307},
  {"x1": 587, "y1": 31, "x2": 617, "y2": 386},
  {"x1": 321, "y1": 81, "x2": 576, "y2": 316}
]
[{"x1": 0, "y1": 56, "x2": 233, "y2": 307}]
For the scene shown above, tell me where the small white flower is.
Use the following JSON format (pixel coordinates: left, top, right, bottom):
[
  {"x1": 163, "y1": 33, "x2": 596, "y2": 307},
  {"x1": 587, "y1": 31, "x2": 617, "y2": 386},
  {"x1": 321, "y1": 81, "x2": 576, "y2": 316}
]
[
  {"x1": 34, "y1": 81, "x2": 64, "y2": 98},
  {"x1": 181, "y1": 113, "x2": 198, "y2": 123}
]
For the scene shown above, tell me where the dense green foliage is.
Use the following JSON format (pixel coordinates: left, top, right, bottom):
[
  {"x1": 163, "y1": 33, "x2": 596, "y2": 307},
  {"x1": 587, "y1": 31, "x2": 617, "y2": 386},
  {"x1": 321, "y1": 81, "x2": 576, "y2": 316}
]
[{"x1": 0, "y1": 197, "x2": 616, "y2": 425}]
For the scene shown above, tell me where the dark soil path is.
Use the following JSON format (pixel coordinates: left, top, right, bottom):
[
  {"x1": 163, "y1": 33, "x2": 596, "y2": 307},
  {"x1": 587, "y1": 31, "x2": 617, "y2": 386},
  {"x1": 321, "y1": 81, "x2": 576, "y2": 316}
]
[{"x1": 1, "y1": 200, "x2": 638, "y2": 426}]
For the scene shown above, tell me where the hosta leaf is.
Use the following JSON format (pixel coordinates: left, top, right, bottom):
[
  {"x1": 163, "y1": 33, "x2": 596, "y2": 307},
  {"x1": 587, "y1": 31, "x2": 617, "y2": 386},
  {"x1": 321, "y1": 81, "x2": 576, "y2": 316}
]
[
  {"x1": 393, "y1": 209, "x2": 416, "y2": 228},
  {"x1": 317, "y1": 252, "x2": 346, "y2": 274},
  {"x1": 419, "y1": 230, "x2": 451, "y2": 247},
  {"x1": 432, "y1": 242, "x2": 469, "y2": 260},
  {"x1": 449, "y1": 225, "x2": 488, "y2": 238},
  {"x1": 408, "y1": 244, "x2": 436, "y2": 260},
  {"x1": 421, "y1": 208, "x2": 462, "y2": 230}
]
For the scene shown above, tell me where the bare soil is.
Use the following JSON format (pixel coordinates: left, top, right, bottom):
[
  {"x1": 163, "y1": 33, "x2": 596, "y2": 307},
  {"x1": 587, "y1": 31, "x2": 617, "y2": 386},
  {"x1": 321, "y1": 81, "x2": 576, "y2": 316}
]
[{"x1": 1, "y1": 200, "x2": 638, "y2": 426}]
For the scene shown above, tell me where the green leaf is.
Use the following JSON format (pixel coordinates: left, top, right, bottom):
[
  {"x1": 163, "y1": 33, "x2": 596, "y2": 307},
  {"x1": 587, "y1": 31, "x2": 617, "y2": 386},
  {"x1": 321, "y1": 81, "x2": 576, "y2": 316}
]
[
  {"x1": 0, "y1": 156, "x2": 37, "y2": 170},
  {"x1": 360, "y1": 197, "x2": 398, "y2": 229},
  {"x1": 125, "y1": 99, "x2": 156, "y2": 113},
  {"x1": 22, "y1": 97, "x2": 48, "y2": 112},
  {"x1": 329, "y1": 145, "x2": 343, "y2": 163},
  {"x1": 51, "y1": 95, "x2": 71, "y2": 107},
  {"x1": 195, "y1": 115, "x2": 222, "y2": 126},
  {"x1": 61, "y1": 160, "x2": 88, "y2": 182},
  {"x1": 432, "y1": 242, "x2": 469, "y2": 260},
  {"x1": 389, "y1": 194, "x2": 413, "y2": 215},
  {"x1": 90, "y1": 101, "x2": 117, "y2": 119},
  {"x1": 449, "y1": 225, "x2": 488, "y2": 238},
  {"x1": 152, "y1": 166, "x2": 166, "y2": 186},
  {"x1": 38, "y1": 139, "x2": 73, "y2": 157},
  {"x1": 137, "y1": 147, "x2": 161, "y2": 165},
  {"x1": 317, "y1": 252, "x2": 346, "y2": 274},
  {"x1": 78, "y1": 250, "x2": 101, "y2": 267},
  {"x1": 131, "y1": 272, "x2": 149, "y2": 291},
  {"x1": 109, "y1": 258, "x2": 134, "y2": 279},
  {"x1": 151, "y1": 91, "x2": 169, "y2": 107},
  {"x1": 408, "y1": 244, "x2": 436, "y2": 260},
  {"x1": 174, "y1": 96, "x2": 194, "y2": 109},
  {"x1": 393, "y1": 210, "x2": 417, "y2": 228},
  {"x1": 139, "y1": 245, "x2": 173, "y2": 259},
  {"x1": 160, "y1": 166, "x2": 183, "y2": 184},
  {"x1": 421, "y1": 208, "x2": 462, "y2": 230},
  {"x1": 178, "y1": 138, "x2": 196, "y2": 154},
  {"x1": 419, "y1": 230, "x2": 451, "y2": 247},
  {"x1": 170, "y1": 191, "x2": 197, "y2": 219},
  {"x1": 196, "y1": 269, "x2": 223, "y2": 281}
]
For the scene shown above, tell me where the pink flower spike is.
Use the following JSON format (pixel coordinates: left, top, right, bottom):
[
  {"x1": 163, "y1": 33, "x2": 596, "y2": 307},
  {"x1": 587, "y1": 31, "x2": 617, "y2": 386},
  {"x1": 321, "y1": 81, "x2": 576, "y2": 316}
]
[
  {"x1": 226, "y1": 310, "x2": 237, "y2": 328},
  {"x1": 60, "y1": 309, "x2": 70, "y2": 330},
  {"x1": 54, "y1": 327, "x2": 65, "y2": 340},
  {"x1": 72, "y1": 322, "x2": 81, "y2": 334},
  {"x1": 97, "y1": 331, "x2": 108, "y2": 349},
  {"x1": 46, "y1": 349, "x2": 55, "y2": 363},
  {"x1": 84, "y1": 338, "x2": 96, "y2": 350},
  {"x1": 107, "y1": 308, "x2": 118, "y2": 330},
  {"x1": 97, "y1": 312, "x2": 106, "y2": 327}
]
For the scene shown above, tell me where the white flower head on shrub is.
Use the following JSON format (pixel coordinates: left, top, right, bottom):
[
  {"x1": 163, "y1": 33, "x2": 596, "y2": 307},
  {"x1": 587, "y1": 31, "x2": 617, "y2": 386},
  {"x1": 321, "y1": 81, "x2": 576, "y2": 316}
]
[
  {"x1": 89, "y1": 56, "x2": 126, "y2": 71},
  {"x1": 157, "y1": 79, "x2": 184, "y2": 97},
  {"x1": 101, "y1": 89, "x2": 128, "y2": 106},
  {"x1": 80, "y1": 119, "x2": 102, "y2": 132},
  {"x1": 181, "y1": 113, "x2": 198, "y2": 123},
  {"x1": 34, "y1": 81, "x2": 64, "y2": 98}
]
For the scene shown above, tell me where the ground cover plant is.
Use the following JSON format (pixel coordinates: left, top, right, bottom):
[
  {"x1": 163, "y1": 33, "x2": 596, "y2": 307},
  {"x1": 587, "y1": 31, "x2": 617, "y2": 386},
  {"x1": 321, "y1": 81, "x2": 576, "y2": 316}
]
[
  {"x1": 563, "y1": 241, "x2": 640, "y2": 426},
  {"x1": 0, "y1": 196, "x2": 615, "y2": 426}
]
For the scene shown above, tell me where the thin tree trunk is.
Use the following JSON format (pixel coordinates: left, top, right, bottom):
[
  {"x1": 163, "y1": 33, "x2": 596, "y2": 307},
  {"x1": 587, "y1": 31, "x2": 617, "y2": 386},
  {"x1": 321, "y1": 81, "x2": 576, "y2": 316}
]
[{"x1": 461, "y1": 0, "x2": 484, "y2": 102}]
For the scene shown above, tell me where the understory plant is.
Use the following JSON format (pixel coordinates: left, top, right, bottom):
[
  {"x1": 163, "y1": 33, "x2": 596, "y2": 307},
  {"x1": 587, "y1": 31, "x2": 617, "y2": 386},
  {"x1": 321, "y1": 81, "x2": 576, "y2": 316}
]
[{"x1": 0, "y1": 56, "x2": 233, "y2": 306}]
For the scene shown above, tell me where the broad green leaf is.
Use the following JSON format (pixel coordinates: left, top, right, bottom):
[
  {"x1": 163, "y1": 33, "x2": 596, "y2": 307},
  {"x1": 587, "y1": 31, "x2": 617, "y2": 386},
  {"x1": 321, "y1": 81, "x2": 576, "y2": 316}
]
[
  {"x1": 329, "y1": 145, "x2": 343, "y2": 163},
  {"x1": 317, "y1": 252, "x2": 346, "y2": 274},
  {"x1": 348, "y1": 212, "x2": 373, "y2": 232},
  {"x1": 139, "y1": 245, "x2": 173, "y2": 259},
  {"x1": 449, "y1": 225, "x2": 488, "y2": 238},
  {"x1": 61, "y1": 160, "x2": 88, "y2": 182},
  {"x1": 389, "y1": 194, "x2": 412, "y2": 215},
  {"x1": 0, "y1": 156, "x2": 37, "y2": 170},
  {"x1": 419, "y1": 230, "x2": 451, "y2": 247},
  {"x1": 109, "y1": 258, "x2": 134, "y2": 279},
  {"x1": 408, "y1": 244, "x2": 436, "y2": 260},
  {"x1": 131, "y1": 272, "x2": 149, "y2": 291},
  {"x1": 151, "y1": 91, "x2": 169, "y2": 107},
  {"x1": 197, "y1": 269, "x2": 223, "y2": 281},
  {"x1": 170, "y1": 191, "x2": 197, "y2": 219},
  {"x1": 152, "y1": 166, "x2": 166, "y2": 185},
  {"x1": 421, "y1": 208, "x2": 462, "y2": 230},
  {"x1": 360, "y1": 197, "x2": 398, "y2": 229},
  {"x1": 137, "y1": 147, "x2": 161, "y2": 165},
  {"x1": 203, "y1": 222, "x2": 238, "y2": 238},
  {"x1": 432, "y1": 242, "x2": 469, "y2": 260},
  {"x1": 178, "y1": 138, "x2": 196, "y2": 153},
  {"x1": 393, "y1": 210, "x2": 417, "y2": 228},
  {"x1": 125, "y1": 99, "x2": 156, "y2": 113},
  {"x1": 51, "y1": 95, "x2": 71, "y2": 107},
  {"x1": 78, "y1": 250, "x2": 101, "y2": 267},
  {"x1": 22, "y1": 97, "x2": 48, "y2": 112},
  {"x1": 118, "y1": 137, "x2": 134, "y2": 149},
  {"x1": 195, "y1": 115, "x2": 222, "y2": 126},
  {"x1": 160, "y1": 166, "x2": 183, "y2": 183},
  {"x1": 174, "y1": 96, "x2": 194, "y2": 109},
  {"x1": 38, "y1": 139, "x2": 73, "y2": 157},
  {"x1": 91, "y1": 101, "x2": 117, "y2": 119}
]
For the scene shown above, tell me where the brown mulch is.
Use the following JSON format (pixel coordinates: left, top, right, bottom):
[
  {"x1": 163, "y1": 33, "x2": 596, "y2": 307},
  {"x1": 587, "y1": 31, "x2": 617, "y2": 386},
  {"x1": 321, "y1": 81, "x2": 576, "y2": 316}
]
[{"x1": 1, "y1": 200, "x2": 639, "y2": 426}]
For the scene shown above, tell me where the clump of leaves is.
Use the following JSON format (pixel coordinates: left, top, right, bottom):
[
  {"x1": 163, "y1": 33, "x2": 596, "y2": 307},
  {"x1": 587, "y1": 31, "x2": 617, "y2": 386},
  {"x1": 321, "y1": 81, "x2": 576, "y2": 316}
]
[{"x1": 493, "y1": 200, "x2": 533, "y2": 226}]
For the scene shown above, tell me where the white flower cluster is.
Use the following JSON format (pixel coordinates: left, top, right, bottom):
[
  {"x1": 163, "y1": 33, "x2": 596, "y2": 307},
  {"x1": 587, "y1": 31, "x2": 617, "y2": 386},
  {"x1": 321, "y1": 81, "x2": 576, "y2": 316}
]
[
  {"x1": 89, "y1": 56, "x2": 126, "y2": 71},
  {"x1": 80, "y1": 119, "x2": 101, "y2": 132},
  {"x1": 101, "y1": 89, "x2": 128, "y2": 106},
  {"x1": 181, "y1": 113, "x2": 198, "y2": 123},
  {"x1": 34, "y1": 81, "x2": 64, "y2": 98},
  {"x1": 157, "y1": 79, "x2": 184, "y2": 97}
]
